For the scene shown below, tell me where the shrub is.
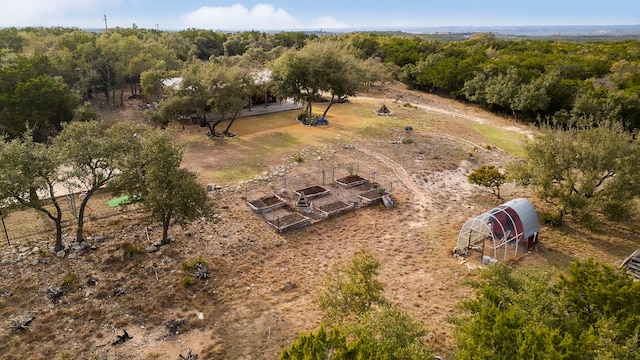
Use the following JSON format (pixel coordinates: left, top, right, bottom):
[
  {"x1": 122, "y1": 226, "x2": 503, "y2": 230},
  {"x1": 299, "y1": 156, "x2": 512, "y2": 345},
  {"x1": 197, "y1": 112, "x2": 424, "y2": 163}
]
[
  {"x1": 60, "y1": 272, "x2": 77, "y2": 287},
  {"x1": 181, "y1": 257, "x2": 208, "y2": 273},
  {"x1": 541, "y1": 212, "x2": 561, "y2": 226},
  {"x1": 602, "y1": 201, "x2": 634, "y2": 221},
  {"x1": 577, "y1": 211, "x2": 600, "y2": 231},
  {"x1": 123, "y1": 243, "x2": 143, "y2": 257},
  {"x1": 181, "y1": 277, "x2": 195, "y2": 288},
  {"x1": 467, "y1": 165, "x2": 506, "y2": 199}
]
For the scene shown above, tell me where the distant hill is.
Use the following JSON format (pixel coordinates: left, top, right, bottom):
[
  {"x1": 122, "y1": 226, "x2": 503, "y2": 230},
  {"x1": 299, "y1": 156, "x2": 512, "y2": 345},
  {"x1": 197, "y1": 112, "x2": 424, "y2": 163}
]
[{"x1": 323, "y1": 24, "x2": 640, "y2": 37}]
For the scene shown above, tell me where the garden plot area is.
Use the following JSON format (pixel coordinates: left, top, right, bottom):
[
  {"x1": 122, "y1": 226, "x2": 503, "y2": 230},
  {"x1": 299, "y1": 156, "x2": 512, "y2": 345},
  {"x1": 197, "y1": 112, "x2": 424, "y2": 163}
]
[{"x1": 246, "y1": 162, "x2": 394, "y2": 231}]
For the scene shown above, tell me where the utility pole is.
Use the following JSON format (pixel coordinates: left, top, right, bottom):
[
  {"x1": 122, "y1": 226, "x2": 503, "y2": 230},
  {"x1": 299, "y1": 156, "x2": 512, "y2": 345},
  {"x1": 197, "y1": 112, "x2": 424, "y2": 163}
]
[{"x1": 102, "y1": 14, "x2": 108, "y2": 31}]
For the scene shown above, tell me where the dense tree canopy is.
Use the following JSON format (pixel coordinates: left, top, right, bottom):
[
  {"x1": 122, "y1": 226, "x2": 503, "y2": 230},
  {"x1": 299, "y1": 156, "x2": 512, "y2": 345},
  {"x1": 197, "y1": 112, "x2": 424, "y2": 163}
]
[
  {"x1": 0, "y1": 54, "x2": 78, "y2": 141},
  {"x1": 2, "y1": 26, "x2": 640, "y2": 139},
  {"x1": 452, "y1": 260, "x2": 640, "y2": 359},
  {"x1": 508, "y1": 121, "x2": 640, "y2": 227},
  {"x1": 283, "y1": 249, "x2": 433, "y2": 359},
  {"x1": 269, "y1": 40, "x2": 372, "y2": 123}
]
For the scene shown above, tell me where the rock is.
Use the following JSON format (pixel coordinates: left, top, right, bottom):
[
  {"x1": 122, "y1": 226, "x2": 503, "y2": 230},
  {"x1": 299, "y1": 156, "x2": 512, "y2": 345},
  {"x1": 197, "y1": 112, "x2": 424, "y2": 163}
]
[
  {"x1": 68, "y1": 252, "x2": 77, "y2": 259},
  {"x1": 19, "y1": 247, "x2": 30, "y2": 253},
  {"x1": 71, "y1": 242, "x2": 82, "y2": 251},
  {"x1": 93, "y1": 236, "x2": 105, "y2": 242},
  {"x1": 56, "y1": 250, "x2": 66, "y2": 258},
  {"x1": 206, "y1": 183, "x2": 217, "y2": 191},
  {"x1": 145, "y1": 246, "x2": 158, "y2": 253},
  {"x1": 184, "y1": 230, "x2": 193, "y2": 237},
  {"x1": 31, "y1": 247, "x2": 40, "y2": 254},
  {"x1": 80, "y1": 241, "x2": 91, "y2": 250},
  {"x1": 90, "y1": 245, "x2": 98, "y2": 251},
  {"x1": 31, "y1": 260, "x2": 39, "y2": 266},
  {"x1": 86, "y1": 276, "x2": 99, "y2": 286},
  {"x1": 113, "y1": 287, "x2": 125, "y2": 297}
]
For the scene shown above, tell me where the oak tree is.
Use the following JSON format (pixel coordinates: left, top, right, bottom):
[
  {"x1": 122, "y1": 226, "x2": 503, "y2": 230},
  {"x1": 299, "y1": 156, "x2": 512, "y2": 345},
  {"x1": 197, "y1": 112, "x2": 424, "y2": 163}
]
[
  {"x1": 0, "y1": 132, "x2": 67, "y2": 251},
  {"x1": 509, "y1": 121, "x2": 640, "y2": 226},
  {"x1": 55, "y1": 121, "x2": 142, "y2": 243},
  {"x1": 110, "y1": 127, "x2": 209, "y2": 244}
]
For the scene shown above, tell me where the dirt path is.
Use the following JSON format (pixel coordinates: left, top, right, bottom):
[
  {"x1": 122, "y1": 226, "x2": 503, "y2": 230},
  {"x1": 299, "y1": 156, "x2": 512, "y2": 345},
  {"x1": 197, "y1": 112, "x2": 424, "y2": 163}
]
[
  {"x1": 357, "y1": 89, "x2": 535, "y2": 138},
  {"x1": 356, "y1": 145, "x2": 430, "y2": 217}
]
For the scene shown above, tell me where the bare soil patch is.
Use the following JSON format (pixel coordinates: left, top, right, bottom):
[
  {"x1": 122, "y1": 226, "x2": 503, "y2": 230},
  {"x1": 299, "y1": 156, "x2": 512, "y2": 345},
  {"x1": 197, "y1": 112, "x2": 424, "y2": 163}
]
[{"x1": 1, "y1": 83, "x2": 638, "y2": 360}]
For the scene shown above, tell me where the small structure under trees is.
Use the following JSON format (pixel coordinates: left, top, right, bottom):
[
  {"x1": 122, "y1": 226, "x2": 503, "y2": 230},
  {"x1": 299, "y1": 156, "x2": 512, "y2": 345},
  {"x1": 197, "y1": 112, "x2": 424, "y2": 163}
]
[
  {"x1": 620, "y1": 248, "x2": 640, "y2": 280},
  {"x1": 455, "y1": 198, "x2": 540, "y2": 263}
]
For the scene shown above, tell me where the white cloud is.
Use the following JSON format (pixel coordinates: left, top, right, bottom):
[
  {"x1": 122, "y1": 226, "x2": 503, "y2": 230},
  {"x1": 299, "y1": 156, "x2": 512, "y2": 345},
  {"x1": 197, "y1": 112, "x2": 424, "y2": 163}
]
[
  {"x1": 0, "y1": 0, "x2": 114, "y2": 27},
  {"x1": 181, "y1": 4, "x2": 302, "y2": 30}
]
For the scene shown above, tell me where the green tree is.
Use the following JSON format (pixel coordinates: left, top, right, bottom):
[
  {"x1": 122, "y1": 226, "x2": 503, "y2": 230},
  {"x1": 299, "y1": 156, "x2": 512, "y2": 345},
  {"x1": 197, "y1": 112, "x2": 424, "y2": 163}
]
[
  {"x1": 286, "y1": 249, "x2": 432, "y2": 359},
  {"x1": 140, "y1": 68, "x2": 166, "y2": 103},
  {"x1": 467, "y1": 165, "x2": 507, "y2": 199},
  {"x1": 281, "y1": 325, "x2": 387, "y2": 360},
  {"x1": 452, "y1": 261, "x2": 640, "y2": 359},
  {"x1": 0, "y1": 132, "x2": 67, "y2": 251},
  {"x1": 346, "y1": 305, "x2": 431, "y2": 360},
  {"x1": 110, "y1": 127, "x2": 210, "y2": 244},
  {"x1": 0, "y1": 53, "x2": 79, "y2": 141},
  {"x1": 204, "y1": 64, "x2": 252, "y2": 137},
  {"x1": 319, "y1": 43, "x2": 368, "y2": 120},
  {"x1": 508, "y1": 121, "x2": 640, "y2": 226},
  {"x1": 318, "y1": 248, "x2": 387, "y2": 325},
  {"x1": 269, "y1": 40, "x2": 368, "y2": 122},
  {"x1": 55, "y1": 121, "x2": 142, "y2": 243}
]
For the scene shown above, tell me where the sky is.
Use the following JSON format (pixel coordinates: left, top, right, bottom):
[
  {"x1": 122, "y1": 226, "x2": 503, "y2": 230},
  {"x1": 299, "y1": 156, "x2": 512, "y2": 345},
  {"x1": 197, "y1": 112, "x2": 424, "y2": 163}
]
[{"x1": 1, "y1": 0, "x2": 639, "y2": 31}]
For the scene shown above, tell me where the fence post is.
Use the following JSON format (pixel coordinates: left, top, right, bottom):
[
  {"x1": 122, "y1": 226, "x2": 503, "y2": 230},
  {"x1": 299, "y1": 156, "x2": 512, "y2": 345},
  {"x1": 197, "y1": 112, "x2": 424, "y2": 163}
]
[{"x1": 1, "y1": 213, "x2": 9, "y2": 246}]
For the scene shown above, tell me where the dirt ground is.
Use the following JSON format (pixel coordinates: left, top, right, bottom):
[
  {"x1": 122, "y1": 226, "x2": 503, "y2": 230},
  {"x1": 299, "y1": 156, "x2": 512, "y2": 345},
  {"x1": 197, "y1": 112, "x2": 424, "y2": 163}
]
[{"x1": 1, "y1": 83, "x2": 638, "y2": 360}]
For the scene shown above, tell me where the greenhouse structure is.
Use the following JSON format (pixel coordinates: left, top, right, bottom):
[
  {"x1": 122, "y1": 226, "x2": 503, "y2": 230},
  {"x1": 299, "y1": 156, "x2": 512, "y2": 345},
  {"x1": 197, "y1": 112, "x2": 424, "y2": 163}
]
[{"x1": 455, "y1": 198, "x2": 540, "y2": 262}]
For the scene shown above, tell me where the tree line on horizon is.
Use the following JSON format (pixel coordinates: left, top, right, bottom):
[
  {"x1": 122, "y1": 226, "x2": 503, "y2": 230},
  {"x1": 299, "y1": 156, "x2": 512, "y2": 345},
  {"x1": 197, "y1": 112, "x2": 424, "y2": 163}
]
[
  {"x1": 1, "y1": 26, "x2": 640, "y2": 359},
  {"x1": 1, "y1": 26, "x2": 640, "y2": 139},
  {"x1": 1, "y1": 25, "x2": 639, "y2": 230}
]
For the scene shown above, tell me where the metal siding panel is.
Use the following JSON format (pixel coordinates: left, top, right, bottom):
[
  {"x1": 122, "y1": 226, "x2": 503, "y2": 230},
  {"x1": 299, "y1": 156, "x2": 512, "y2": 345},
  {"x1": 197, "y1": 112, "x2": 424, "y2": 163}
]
[{"x1": 502, "y1": 198, "x2": 540, "y2": 238}]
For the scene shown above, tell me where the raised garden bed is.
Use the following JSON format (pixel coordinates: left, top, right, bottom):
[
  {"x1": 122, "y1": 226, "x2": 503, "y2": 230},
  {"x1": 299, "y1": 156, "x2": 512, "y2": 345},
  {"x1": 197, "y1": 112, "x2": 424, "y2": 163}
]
[
  {"x1": 335, "y1": 174, "x2": 368, "y2": 188},
  {"x1": 247, "y1": 194, "x2": 286, "y2": 213},
  {"x1": 267, "y1": 212, "x2": 310, "y2": 232},
  {"x1": 294, "y1": 185, "x2": 330, "y2": 199},
  {"x1": 317, "y1": 201, "x2": 354, "y2": 217},
  {"x1": 358, "y1": 189, "x2": 383, "y2": 204}
]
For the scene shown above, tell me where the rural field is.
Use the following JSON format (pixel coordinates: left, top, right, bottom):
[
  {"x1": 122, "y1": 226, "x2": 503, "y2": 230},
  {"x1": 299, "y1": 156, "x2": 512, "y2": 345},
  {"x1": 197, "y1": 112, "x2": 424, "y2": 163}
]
[{"x1": 1, "y1": 83, "x2": 638, "y2": 359}]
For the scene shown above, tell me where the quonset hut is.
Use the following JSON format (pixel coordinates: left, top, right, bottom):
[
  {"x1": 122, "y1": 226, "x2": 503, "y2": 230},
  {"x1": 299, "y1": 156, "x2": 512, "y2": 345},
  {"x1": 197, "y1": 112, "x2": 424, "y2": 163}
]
[{"x1": 455, "y1": 198, "x2": 540, "y2": 262}]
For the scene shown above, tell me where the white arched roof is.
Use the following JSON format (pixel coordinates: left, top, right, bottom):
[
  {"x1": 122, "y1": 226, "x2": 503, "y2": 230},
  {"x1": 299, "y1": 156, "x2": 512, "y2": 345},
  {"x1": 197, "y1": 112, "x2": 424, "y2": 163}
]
[
  {"x1": 500, "y1": 198, "x2": 539, "y2": 239},
  {"x1": 455, "y1": 198, "x2": 539, "y2": 261}
]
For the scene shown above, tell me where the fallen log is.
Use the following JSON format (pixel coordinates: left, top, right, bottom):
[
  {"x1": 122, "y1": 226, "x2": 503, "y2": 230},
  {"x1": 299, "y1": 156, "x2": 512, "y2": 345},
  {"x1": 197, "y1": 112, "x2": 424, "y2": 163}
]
[
  {"x1": 111, "y1": 329, "x2": 133, "y2": 346},
  {"x1": 179, "y1": 348, "x2": 198, "y2": 359}
]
